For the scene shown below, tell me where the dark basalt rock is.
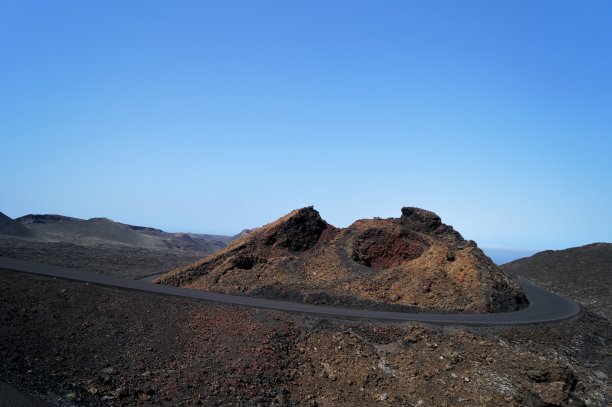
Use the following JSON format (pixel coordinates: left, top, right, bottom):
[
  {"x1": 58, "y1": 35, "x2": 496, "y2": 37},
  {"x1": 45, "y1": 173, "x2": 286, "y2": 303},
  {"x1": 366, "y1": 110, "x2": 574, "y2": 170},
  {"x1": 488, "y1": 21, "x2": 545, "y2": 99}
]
[
  {"x1": 400, "y1": 207, "x2": 443, "y2": 231},
  {"x1": 400, "y1": 207, "x2": 464, "y2": 245},
  {"x1": 263, "y1": 206, "x2": 328, "y2": 252}
]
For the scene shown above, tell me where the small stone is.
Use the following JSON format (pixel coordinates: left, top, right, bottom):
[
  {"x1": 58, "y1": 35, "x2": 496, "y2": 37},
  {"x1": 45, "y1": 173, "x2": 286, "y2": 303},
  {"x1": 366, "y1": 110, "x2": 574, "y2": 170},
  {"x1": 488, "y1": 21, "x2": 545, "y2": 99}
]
[
  {"x1": 112, "y1": 387, "x2": 128, "y2": 399},
  {"x1": 534, "y1": 381, "x2": 567, "y2": 405},
  {"x1": 101, "y1": 367, "x2": 117, "y2": 375},
  {"x1": 527, "y1": 369, "x2": 543, "y2": 381},
  {"x1": 594, "y1": 370, "x2": 607, "y2": 380},
  {"x1": 377, "y1": 393, "x2": 388, "y2": 401}
]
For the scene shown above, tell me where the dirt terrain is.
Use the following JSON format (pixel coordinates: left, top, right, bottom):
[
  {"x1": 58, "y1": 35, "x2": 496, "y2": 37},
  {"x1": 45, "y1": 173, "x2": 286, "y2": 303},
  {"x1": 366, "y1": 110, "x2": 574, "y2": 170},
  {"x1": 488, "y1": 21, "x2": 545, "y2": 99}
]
[
  {"x1": 158, "y1": 207, "x2": 526, "y2": 313},
  {"x1": 1, "y1": 269, "x2": 609, "y2": 406},
  {"x1": 502, "y1": 243, "x2": 612, "y2": 321},
  {"x1": 0, "y1": 237, "x2": 206, "y2": 279}
]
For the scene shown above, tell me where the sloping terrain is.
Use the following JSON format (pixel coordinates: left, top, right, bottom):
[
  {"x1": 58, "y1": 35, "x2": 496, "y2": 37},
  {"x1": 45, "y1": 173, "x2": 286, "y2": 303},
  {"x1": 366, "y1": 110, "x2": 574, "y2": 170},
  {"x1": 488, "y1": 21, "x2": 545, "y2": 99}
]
[
  {"x1": 227, "y1": 228, "x2": 257, "y2": 242},
  {"x1": 502, "y1": 243, "x2": 612, "y2": 321},
  {"x1": 0, "y1": 212, "x2": 36, "y2": 238},
  {"x1": 158, "y1": 207, "x2": 527, "y2": 313}
]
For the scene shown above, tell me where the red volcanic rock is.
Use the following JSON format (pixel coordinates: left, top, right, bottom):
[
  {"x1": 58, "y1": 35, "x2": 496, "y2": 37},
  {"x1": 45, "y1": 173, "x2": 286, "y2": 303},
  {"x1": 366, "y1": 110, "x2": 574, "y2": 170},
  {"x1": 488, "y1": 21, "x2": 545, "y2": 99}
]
[{"x1": 351, "y1": 227, "x2": 428, "y2": 269}]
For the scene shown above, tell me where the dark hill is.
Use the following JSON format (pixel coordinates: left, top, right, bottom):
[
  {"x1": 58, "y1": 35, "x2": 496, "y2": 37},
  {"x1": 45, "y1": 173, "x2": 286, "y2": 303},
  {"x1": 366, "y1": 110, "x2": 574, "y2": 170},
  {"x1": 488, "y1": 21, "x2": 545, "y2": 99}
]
[
  {"x1": 502, "y1": 243, "x2": 612, "y2": 320},
  {"x1": 0, "y1": 212, "x2": 36, "y2": 238}
]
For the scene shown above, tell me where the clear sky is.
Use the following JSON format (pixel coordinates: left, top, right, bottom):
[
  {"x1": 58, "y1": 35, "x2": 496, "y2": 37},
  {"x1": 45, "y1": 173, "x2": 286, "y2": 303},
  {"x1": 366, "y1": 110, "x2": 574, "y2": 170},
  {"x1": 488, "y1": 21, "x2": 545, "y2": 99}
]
[{"x1": 1, "y1": 1, "x2": 611, "y2": 251}]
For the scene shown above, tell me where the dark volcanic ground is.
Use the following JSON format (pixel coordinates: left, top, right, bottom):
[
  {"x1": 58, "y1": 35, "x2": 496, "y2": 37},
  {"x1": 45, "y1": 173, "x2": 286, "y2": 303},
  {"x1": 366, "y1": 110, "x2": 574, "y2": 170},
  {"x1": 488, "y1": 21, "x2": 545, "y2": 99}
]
[
  {"x1": 0, "y1": 237, "x2": 206, "y2": 279},
  {"x1": 1, "y1": 269, "x2": 610, "y2": 406}
]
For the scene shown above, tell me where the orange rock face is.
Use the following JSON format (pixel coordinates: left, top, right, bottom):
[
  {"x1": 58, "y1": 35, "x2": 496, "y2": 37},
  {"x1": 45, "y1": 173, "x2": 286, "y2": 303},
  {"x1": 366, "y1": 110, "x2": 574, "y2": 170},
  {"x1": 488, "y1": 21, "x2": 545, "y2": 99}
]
[{"x1": 156, "y1": 207, "x2": 527, "y2": 312}]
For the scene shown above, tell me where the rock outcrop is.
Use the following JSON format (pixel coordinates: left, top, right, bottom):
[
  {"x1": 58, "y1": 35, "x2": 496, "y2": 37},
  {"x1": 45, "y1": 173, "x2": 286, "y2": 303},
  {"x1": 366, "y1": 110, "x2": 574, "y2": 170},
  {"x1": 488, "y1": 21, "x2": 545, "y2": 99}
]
[{"x1": 157, "y1": 206, "x2": 527, "y2": 312}]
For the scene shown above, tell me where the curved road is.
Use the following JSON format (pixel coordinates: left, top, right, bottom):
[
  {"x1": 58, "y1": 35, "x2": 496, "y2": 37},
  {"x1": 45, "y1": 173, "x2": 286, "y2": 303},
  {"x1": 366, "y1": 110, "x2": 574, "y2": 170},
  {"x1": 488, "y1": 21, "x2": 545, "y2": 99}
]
[{"x1": 0, "y1": 257, "x2": 581, "y2": 325}]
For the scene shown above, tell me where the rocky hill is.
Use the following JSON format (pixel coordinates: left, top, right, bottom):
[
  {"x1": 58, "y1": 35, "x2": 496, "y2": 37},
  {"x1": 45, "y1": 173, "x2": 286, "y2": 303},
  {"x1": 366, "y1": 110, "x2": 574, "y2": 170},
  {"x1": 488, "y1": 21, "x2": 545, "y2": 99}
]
[
  {"x1": 157, "y1": 207, "x2": 527, "y2": 313},
  {"x1": 502, "y1": 243, "x2": 612, "y2": 320}
]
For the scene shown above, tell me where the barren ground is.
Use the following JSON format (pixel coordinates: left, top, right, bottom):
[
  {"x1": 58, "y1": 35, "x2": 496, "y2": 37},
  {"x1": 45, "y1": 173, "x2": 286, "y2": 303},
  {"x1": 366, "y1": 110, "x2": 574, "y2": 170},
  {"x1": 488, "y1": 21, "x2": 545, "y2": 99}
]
[
  {"x1": 1, "y1": 269, "x2": 610, "y2": 406},
  {"x1": 0, "y1": 238, "x2": 205, "y2": 279}
]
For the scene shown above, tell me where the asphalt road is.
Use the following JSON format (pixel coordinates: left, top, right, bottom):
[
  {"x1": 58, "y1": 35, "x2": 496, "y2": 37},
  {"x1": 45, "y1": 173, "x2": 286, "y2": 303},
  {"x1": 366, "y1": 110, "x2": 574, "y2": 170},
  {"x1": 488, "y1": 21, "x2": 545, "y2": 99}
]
[
  {"x1": 0, "y1": 257, "x2": 581, "y2": 325},
  {"x1": 0, "y1": 381, "x2": 54, "y2": 407}
]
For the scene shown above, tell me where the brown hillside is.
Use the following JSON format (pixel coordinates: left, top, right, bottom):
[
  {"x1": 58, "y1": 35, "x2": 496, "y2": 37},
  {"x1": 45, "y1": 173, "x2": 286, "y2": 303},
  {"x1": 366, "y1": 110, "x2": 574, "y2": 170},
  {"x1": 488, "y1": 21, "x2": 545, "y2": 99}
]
[{"x1": 157, "y1": 207, "x2": 527, "y2": 313}]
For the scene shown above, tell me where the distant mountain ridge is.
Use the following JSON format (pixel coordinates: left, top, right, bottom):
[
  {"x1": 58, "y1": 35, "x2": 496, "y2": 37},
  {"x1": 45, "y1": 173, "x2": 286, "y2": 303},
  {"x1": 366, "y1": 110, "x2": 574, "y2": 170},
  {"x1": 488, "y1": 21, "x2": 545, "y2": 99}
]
[{"x1": 1, "y1": 212, "x2": 232, "y2": 254}]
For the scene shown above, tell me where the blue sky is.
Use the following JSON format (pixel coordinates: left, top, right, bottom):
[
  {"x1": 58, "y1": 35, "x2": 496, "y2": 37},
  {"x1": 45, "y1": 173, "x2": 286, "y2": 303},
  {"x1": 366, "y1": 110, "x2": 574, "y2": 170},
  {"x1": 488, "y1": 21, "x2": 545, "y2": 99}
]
[{"x1": 1, "y1": 1, "x2": 611, "y2": 252}]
